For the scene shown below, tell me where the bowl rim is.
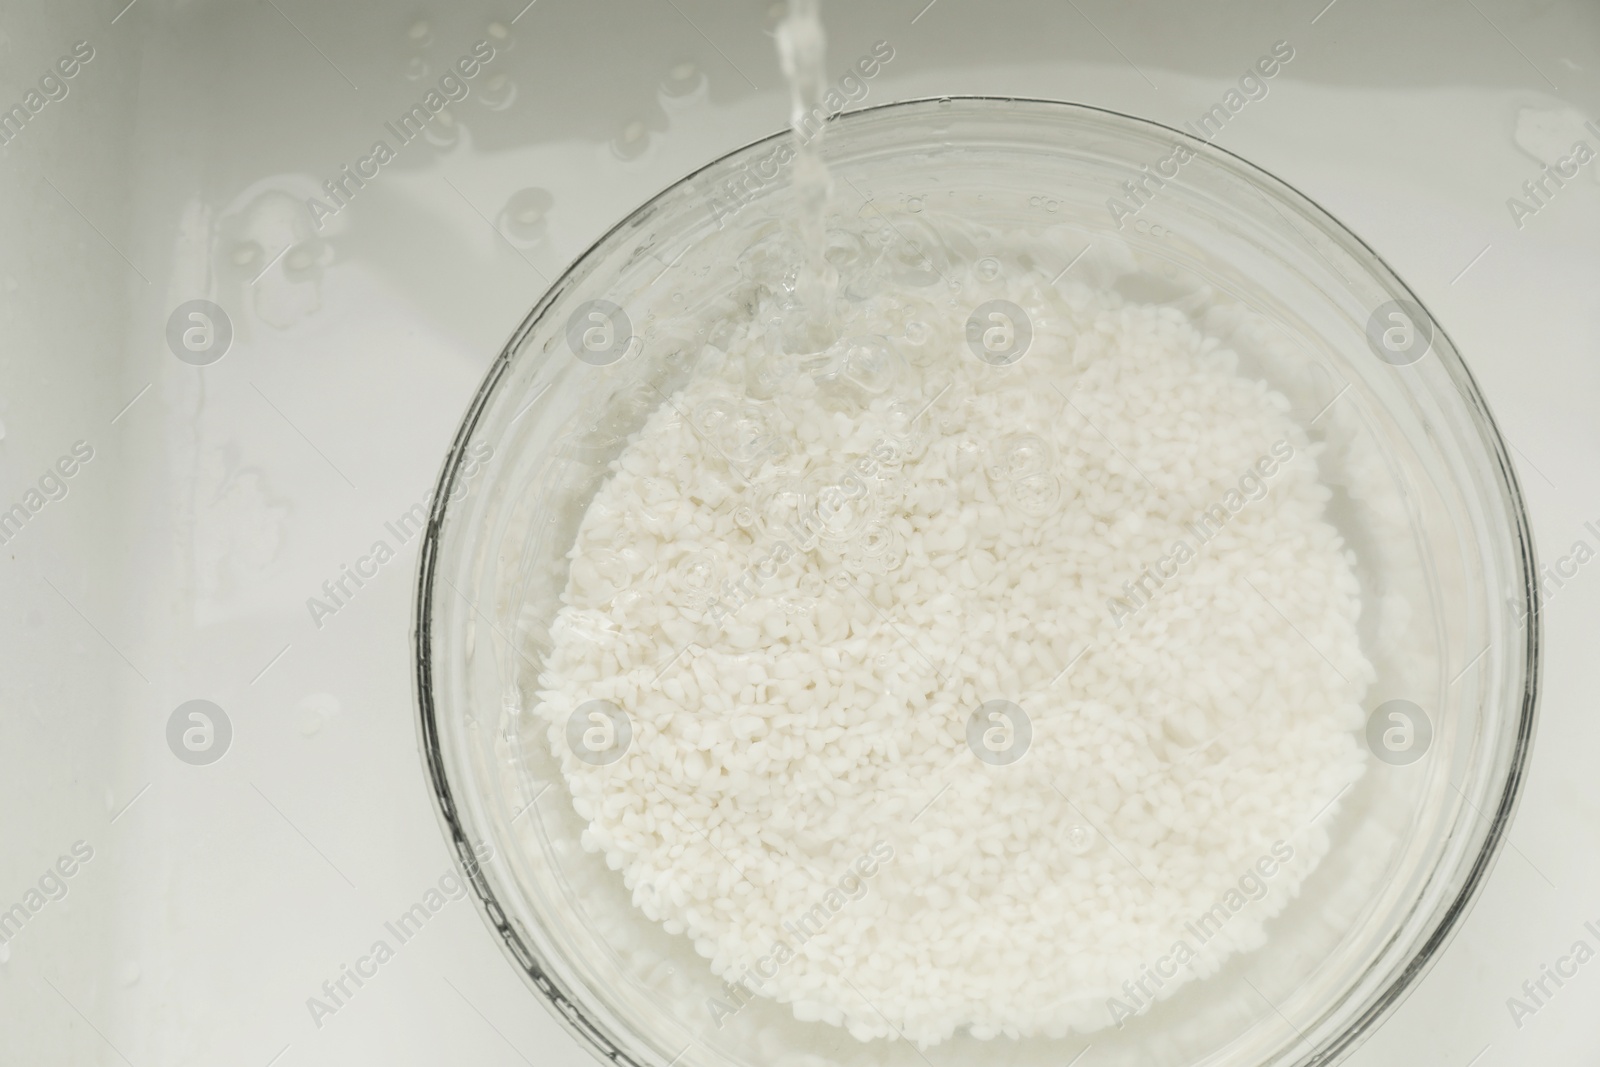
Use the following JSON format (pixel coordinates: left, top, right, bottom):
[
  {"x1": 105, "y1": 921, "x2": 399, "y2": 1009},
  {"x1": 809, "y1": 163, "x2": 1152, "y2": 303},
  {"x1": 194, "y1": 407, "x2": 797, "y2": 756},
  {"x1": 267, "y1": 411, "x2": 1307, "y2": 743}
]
[{"x1": 412, "y1": 94, "x2": 1541, "y2": 1067}]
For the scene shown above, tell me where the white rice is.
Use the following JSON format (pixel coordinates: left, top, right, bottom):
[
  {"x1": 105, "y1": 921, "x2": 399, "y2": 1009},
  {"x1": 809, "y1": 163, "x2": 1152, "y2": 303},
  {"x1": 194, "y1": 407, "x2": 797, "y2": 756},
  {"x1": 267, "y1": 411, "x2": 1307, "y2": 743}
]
[{"x1": 535, "y1": 250, "x2": 1372, "y2": 1045}]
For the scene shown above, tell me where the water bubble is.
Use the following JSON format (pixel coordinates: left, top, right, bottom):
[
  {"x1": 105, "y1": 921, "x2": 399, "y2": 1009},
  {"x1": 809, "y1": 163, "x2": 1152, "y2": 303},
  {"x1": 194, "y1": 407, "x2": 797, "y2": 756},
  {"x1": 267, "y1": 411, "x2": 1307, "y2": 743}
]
[
  {"x1": 879, "y1": 215, "x2": 948, "y2": 286},
  {"x1": 907, "y1": 196, "x2": 924, "y2": 213},
  {"x1": 696, "y1": 398, "x2": 780, "y2": 466},
  {"x1": 407, "y1": 19, "x2": 433, "y2": 46},
  {"x1": 976, "y1": 256, "x2": 1002, "y2": 281},
  {"x1": 747, "y1": 344, "x2": 798, "y2": 400},
  {"x1": 674, "y1": 551, "x2": 721, "y2": 608},
  {"x1": 758, "y1": 481, "x2": 812, "y2": 541},
  {"x1": 824, "y1": 230, "x2": 870, "y2": 273},
  {"x1": 1064, "y1": 824, "x2": 1096, "y2": 855},
  {"x1": 736, "y1": 232, "x2": 793, "y2": 283},
  {"x1": 835, "y1": 336, "x2": 901, "y2": 395},
  {"x1": 845, "y1": 521, "x2": 905, "y2": 575},
  {"x1": 990, "y1": 433, "x2": 1053, "y2": 481},
  {"x1": 807, "y1": 466, "x2": 874, "y2": 543}
]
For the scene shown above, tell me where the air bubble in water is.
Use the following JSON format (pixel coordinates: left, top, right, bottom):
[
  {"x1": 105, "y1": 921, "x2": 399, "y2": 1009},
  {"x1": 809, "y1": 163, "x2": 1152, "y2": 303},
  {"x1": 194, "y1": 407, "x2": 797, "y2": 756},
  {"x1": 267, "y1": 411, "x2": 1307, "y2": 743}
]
[{"x1": 836, "y1": 336, "x2": 900, "y2": 395}]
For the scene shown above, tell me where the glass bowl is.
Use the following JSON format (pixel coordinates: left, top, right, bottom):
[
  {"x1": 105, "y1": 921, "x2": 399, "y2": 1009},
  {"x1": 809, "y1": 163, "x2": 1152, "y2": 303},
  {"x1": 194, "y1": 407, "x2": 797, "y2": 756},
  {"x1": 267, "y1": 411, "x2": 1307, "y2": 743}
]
[{"x1": 412, "y1": 97, "x2": 1539, "y2": 1066}]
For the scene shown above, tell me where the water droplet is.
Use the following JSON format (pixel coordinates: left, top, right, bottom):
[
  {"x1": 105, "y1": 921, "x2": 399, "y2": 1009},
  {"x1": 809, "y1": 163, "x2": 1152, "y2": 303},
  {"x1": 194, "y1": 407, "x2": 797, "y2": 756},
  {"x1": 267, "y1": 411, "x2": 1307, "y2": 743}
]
[
  {"x1": 977, "y1": 256, "x2": 1002, "y2": 281},
  {"x1": 478, "y1": 72, "x2": 517, "y2": 110},
  {"x1": 499, "y1": 186, "x2": 553, "y2": 243},
  {"x1": 662, "y1": 61, "x2": 704, "y2": 98},
  {"x1": 407, "y1": 19, "x2": 433, "y2": 46},
  {"x1": 612, "y1": 119, "x2": 650, "y2": 160},
  {"x1": 406, "y1": 55, "x2": 430, "y2": 81},
  {"x1": 424, "y1": 107, "x2": 460, "y2": 148},
  {"x1": 487, "y1": 20, "x2": 511, "y2": 43},
  {"x1": 231, "y1": 241, "x2": 261, "y2": 266},
  {"x1": 907, "y1": 196, "x2": 924, "y2": 213},
  {"x1": 286, "y1": 246, "x2": 315, "y2": 271},
  {"x1": 1065, "y1": 824, "x2": 1096, "y2": 855}
]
